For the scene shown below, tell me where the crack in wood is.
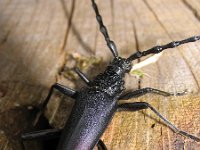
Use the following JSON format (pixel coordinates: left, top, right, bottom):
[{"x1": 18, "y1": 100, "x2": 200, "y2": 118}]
[
  {"x1": 0, "y1": 30, "x2": 10, "y2": 45},
  {"x1": 60, "y1": 0, "x2": 94, "y2": 55},
  {"x1": 182, "y1": 0, "x2": 200, "y2": 22},
  {"x1": 142, "y1": 0, "x2": 169, "y2": 38},
  {"x1": 177, "y1": 50, "x2": 200, "y2": 91},
  {"x1": 60, "y1": 0, "x2": 76, "y2": 51}
]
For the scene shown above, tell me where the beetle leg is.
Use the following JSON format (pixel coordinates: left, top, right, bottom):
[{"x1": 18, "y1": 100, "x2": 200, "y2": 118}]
[
  {"x1": 34, "y1": 83, "x2": 77, "y2": 125},
  {"x1": 91, "y1": 0, "x2": 118, "y2": 57},
  {"x1": 97, "y1": 139, "x2": 108, "y2": 150},
  {"x1": 22, "y1": 130, "x2": 108, "y2": 149},
  {"x1": 42, "y1": 83, "x2": 76, "y2": 108},
  {"x1": 119, "y1": 87, "x2": 186, "y2": 100},
  {"x1": 21, "y1": 128, "x2": 62, "y2": 141},
  {"x1": 117, "y1": 102, "x2": 200, "y2": 142},
  {"x1": 74, "y1": 67, "x2": 91, "y2": 86},
  {"x1": 21, "y1": 129, "x2": 62, "y2": 150}
]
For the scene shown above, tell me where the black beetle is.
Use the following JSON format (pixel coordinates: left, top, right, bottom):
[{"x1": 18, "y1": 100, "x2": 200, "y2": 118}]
[{"x1": 22, "y1": 0, "x2": 200, "y2": 149}]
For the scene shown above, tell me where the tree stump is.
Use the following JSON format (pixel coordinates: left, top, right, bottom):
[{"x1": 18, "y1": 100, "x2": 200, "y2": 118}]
[{"x1": 0, "y1": 0, "x2": 200, "y2": 149}]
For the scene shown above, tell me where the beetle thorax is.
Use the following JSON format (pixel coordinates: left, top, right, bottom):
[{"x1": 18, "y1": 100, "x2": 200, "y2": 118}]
[{"x1": 92, "y1": 57, "x2": 132, "y2": 97}]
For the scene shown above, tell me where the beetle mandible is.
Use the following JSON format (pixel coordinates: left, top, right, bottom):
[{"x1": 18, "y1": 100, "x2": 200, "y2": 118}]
[{"x1": 22, "y1": 0, "x2": 200, "y2": 149}]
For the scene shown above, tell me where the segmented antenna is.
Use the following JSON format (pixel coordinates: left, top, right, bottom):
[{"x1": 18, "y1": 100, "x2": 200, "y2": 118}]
[
  {"x1": 128, "y1": 36, "x2": 200, "y2": 61},
  {"x1": 91, "y1": 0, "x2": 118, "y2": 57}
]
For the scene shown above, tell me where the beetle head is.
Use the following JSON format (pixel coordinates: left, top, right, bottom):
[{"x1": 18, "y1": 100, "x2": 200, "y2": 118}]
[{"x1": 110, "y1": 57, "x2": 132, "y2": 76}]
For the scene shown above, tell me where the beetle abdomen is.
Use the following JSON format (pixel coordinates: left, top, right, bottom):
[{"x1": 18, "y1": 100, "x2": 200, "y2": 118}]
[{"x1": 57, "y1": 89, "x2": 117, "y2": 150}]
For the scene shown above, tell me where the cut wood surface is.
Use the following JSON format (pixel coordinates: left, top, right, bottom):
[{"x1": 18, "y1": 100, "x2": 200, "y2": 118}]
[{"x1": 0, "y1": 0, "x2": 200, "y2": 150}]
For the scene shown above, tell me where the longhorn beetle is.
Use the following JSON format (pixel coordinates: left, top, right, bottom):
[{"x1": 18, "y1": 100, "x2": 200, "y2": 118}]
[{"x1": 22, "y1": 0, "x2": 200, "y2": 149}]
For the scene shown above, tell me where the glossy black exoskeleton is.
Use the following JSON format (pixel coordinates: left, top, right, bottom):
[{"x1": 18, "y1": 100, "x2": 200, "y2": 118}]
[{"x1": 21, "y1": 0, "x2": 200, "y2": 149}]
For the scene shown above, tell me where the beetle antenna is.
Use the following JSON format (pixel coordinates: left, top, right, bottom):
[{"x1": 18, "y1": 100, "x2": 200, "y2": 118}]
[
  {"x1": 127, "y1": 36, "x2": 200, "y2": 61},
  {"x1": 91, "y1": 0, "x2": 118, "y2": 57}
]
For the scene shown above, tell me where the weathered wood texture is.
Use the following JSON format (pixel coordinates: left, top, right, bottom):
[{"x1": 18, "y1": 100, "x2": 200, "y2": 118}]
[{"x1": 0, "y1": 0, "x2": 200, "y2": 149}]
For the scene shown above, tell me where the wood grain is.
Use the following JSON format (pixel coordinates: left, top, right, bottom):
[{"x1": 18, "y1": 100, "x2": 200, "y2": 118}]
[{"x1": 0, "y1": 0, "x2": 199, "y2": 149}]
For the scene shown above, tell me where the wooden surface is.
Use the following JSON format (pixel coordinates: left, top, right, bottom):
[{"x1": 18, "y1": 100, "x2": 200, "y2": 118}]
[{"x1": 0, "y1": 0, "x2": 200, "y2": 149}]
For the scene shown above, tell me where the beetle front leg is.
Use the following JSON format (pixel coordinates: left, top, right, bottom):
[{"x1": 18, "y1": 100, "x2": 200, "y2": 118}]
[
  {"x1": 34, "y1": 83, "x2": 77, "y2": 125},
  {"x1": 42, "y1": 83, "x2": 76, "y2": 107},
  {"x1": 117, "y1": 102, "x2": 200, "y2": 142},
  {"x1": 21, "y1": 129, "x2": 62, "y2": 141},
  {"x1": 119, "y1": 87, "x2": 186, "y2": 100},
  {"x1": 74, "y1": 67, "x2": 91, "y2": 86},
  {"x1": 21, "y1": 129, "x2": 62, "y2": 150}
]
